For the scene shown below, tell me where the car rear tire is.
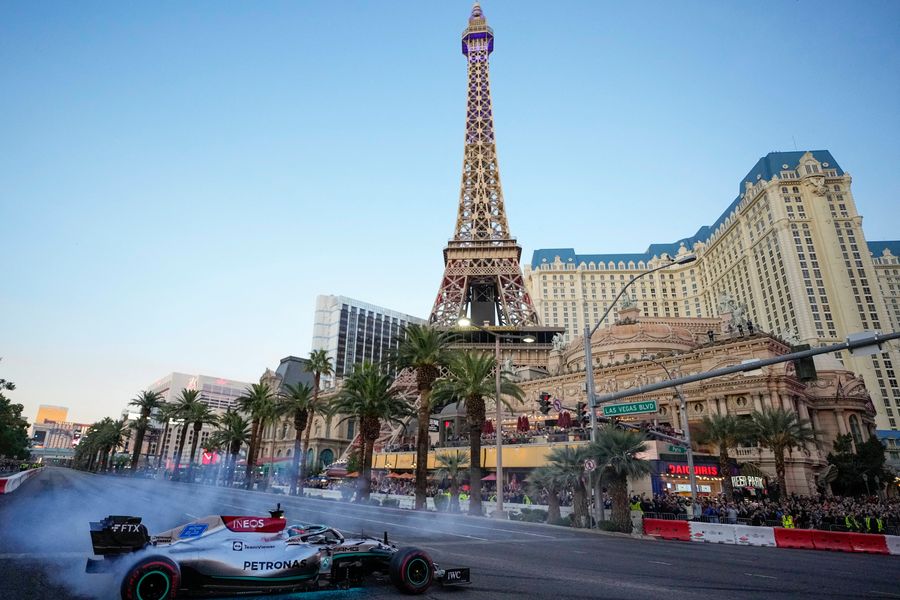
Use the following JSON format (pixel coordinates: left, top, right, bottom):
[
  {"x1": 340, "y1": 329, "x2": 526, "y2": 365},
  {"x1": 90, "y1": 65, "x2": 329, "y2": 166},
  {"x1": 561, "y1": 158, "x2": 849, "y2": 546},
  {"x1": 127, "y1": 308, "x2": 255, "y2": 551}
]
[
  {"x1": 120, "y1": 556, "x2": 180, "y2": 600},
  {"x1": 389, "y1": 547, "x2": 434, "y2": 594}
]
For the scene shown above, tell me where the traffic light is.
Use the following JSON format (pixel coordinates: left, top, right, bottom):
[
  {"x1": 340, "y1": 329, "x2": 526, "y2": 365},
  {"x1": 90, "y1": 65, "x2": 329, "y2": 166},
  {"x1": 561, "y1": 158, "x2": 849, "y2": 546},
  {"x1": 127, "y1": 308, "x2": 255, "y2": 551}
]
[
  {"x1": 791, "y1": 344, "x2": 818, "y2": 382},
  {"x1": 576, "y1": 401, "x2": 589, "y2": 426},
  {"x1": 538, "y1": 392, "x2": 551, "y2": 415}
]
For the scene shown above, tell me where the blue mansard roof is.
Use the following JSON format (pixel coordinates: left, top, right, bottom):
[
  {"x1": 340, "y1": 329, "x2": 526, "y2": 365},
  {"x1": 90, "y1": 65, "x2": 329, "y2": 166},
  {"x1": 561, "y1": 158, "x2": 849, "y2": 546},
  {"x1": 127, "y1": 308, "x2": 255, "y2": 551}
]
[
  {"x1": 531, "y1": 151, "x2": 844, "y2": 269},
  {"x1": 868, "y1": 240, "x2": 900, "y2": 258}
]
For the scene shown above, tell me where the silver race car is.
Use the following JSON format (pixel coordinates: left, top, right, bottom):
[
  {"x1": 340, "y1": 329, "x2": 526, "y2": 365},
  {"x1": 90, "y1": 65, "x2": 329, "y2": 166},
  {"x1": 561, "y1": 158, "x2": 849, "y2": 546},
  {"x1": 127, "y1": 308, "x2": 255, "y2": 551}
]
[{"x1": 86, "y1": 504, "x2": 470, "y2": 599}]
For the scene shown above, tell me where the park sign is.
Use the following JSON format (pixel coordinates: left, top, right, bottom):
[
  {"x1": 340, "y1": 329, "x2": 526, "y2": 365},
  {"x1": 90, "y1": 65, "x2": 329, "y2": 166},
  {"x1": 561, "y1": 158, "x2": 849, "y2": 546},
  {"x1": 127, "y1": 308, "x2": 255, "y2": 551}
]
[{"x1": 601, "y1": 400, "x2": 658, "y2": 417}]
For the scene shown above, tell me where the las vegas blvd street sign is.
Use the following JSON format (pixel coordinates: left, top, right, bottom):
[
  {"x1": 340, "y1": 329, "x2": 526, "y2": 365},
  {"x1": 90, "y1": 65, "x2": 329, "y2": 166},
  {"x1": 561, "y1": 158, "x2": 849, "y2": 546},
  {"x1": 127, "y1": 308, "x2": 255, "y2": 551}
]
[{"x1": 601, "y1": 400, "x2": 658, "y2": 417}]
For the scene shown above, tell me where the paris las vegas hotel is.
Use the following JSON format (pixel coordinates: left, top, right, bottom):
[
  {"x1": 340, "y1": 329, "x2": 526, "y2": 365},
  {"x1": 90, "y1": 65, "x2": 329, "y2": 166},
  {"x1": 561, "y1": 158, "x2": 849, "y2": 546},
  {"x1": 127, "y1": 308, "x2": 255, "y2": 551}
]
[{"x1": 524, "y1": 150, "x2": 900, "y2": 439}]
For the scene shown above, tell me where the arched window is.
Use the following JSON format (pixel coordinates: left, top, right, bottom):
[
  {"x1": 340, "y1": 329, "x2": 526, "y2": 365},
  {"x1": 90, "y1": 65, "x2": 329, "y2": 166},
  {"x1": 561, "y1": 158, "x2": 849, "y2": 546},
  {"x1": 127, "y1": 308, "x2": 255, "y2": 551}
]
[
  {"x1": 849, "y1": 415, "x2": 863, "y2": 445},
  {"x1": 319, "y1": 449, "x2": 334, "y2": 468}
]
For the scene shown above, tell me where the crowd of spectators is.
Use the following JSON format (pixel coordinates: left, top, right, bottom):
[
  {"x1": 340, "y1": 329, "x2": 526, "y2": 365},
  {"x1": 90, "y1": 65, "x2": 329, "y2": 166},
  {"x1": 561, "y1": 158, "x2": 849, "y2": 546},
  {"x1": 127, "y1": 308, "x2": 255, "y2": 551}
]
[{"x1": 645, "y1": 491, "x2": 900, "y2": 533}]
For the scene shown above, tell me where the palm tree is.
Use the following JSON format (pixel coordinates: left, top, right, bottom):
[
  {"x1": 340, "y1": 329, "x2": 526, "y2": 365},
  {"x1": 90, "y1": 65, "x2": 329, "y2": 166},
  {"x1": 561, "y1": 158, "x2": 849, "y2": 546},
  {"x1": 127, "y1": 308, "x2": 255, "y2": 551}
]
[
  {"x1": 433, "y1": 351, "x2": 524, "y2": 516},
  {"x1": 302, "y1": 350, "x2": 334, "y2": 481},
  {"x1": 128, "y1": 390, "x2": 163, "y2": 473},
  {"x1": 330, "y1": 362, "x2": 411, "y2": 502},
  {"x1": 526, "y1": 466, "x2": 566, "y2": 524},
  {"x1": 589, "y1": 426, "x2": 651, "y2": 533},
  {"x1": 209, "y1": 409, "x2": 251, "y2": 488},
  {"x1": 695, "y1": 413, "x2": 753, "y2": 500},
  {"x1": 750, "y1": 406, "x2": 817, "y2": 495},
  {"x1": 280, "y1": 383, "x2": 314, "y2": 495},
  {"x1": 544, "y1": 445, "x2": 592, "y2": 527},
  {"x1": 236, "y1": 382, "x2": 276, "y2": 490},
  {"x1": 170, "y1": 389, "x2": 202, "y2": 478},
  {"x1": 98, "y1": 417, "x2": 128, "y2": 472},
  {"x1": 185, "y1": 403, "x2": 219, "y2": 482},
  {"x1": 155, "y1": 402, "x2": 179, "y2": 469},
  {"x1": 390, "y1": 324, "x2": 455, "y2": 510},
  {"x1": 435, "y1": 450, "x2": 469, "y2": 513}
]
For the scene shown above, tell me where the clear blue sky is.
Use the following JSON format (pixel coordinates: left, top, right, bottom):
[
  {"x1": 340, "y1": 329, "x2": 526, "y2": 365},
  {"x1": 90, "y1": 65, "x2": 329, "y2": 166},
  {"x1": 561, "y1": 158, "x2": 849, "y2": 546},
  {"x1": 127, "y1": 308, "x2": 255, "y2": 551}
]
[{"x1": 2, "y1": 1, "x2": 898, "y2": 423}]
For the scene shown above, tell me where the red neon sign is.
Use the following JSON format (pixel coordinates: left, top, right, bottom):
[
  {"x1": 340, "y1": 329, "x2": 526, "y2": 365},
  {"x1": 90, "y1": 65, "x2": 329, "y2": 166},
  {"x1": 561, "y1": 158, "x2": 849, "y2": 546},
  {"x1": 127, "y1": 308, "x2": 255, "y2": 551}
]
[{"x1": 666, "y1": 464, "x2": 718, "y2": 476}]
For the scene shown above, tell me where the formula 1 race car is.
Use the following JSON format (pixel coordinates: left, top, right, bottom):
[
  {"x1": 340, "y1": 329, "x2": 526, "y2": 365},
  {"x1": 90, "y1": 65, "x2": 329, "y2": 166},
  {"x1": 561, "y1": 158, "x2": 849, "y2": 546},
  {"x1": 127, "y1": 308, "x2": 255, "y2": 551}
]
[{"x1": 86, "y1": 504, "x2": 470, "y2": 599}]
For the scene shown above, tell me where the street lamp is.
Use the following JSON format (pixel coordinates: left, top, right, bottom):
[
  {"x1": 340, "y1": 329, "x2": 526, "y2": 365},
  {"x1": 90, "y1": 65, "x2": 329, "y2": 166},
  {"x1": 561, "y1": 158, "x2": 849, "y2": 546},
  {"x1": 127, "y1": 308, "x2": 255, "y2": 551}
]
[
  {"x1": 583, "y1": 254, "x2": 696, "y2": 524},
  {"x1": 457, "y1": 316, "x2": 535, "y2": 518},
  {"x1": 642, "y1": 354, "x2": 699, "y2": 515}
]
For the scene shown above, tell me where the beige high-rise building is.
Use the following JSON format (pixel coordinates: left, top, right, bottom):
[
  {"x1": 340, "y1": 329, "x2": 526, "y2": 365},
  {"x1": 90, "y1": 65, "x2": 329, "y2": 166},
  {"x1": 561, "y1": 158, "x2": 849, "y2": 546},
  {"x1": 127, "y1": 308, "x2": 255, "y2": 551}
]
[{"x1": 525, "y1": 150, "x2": 900, "y2": 431}]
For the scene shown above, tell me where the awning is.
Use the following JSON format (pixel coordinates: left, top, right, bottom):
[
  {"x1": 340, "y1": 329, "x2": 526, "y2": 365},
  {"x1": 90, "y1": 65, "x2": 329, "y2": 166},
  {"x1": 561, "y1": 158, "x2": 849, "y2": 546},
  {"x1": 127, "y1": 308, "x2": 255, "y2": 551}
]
[{"x1": 481, "y1": 473, "x2": 496, "y2": 481}]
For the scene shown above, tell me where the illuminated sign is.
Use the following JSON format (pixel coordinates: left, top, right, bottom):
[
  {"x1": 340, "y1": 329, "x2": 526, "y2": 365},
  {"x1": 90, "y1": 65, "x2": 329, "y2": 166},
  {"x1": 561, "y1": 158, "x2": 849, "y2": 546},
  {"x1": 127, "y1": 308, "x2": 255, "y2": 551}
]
[
  {"x1": 731, "y1": 475, "x2": 765, "y2": 488},
  {"x1": 666, "y1": 464, "x2": 719, "y2": 476}
]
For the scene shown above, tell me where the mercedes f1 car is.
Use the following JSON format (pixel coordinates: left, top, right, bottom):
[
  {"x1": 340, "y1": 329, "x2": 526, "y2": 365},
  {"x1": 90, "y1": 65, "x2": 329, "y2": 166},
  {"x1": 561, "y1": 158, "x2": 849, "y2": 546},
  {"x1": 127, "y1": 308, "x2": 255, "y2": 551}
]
[{"x1": 86, "y1": 504, "x2": 470, "y2": 599}]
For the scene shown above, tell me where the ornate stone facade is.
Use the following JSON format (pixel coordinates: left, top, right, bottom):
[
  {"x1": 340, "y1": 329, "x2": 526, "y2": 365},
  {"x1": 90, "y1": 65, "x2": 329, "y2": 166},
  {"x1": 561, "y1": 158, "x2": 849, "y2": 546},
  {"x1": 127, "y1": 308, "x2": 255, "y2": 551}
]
[{"x1": 516, "y1": 306, "x2": 877, "y2": 495}]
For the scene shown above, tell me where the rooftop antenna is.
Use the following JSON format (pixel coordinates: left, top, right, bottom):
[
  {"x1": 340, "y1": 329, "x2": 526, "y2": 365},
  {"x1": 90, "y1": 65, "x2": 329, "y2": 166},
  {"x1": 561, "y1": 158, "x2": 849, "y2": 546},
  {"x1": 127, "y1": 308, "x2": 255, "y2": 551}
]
[{"x1": 792, "y1": 135, "x2": 798, "y2": 151}]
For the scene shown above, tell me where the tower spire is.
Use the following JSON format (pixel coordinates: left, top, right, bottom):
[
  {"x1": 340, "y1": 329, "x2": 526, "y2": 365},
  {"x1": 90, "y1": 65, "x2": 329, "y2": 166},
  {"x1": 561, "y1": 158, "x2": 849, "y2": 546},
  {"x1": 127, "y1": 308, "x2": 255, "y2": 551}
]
[{"x1": 429, "y1": 5, "x2": 539, "y2": 328}]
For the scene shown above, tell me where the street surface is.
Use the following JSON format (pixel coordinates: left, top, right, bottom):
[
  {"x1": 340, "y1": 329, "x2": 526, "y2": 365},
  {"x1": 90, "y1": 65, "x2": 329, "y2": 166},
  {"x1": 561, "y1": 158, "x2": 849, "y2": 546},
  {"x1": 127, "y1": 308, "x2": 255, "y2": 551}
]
[{"x1": 1, "y1": 468, "x2": 898, "y2": 599}]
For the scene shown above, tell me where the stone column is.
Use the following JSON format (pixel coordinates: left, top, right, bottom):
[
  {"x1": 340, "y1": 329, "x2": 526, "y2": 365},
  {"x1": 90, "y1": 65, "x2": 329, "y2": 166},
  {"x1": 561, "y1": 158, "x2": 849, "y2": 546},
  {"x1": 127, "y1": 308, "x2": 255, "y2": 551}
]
[
  {"x1": 835, "y1": 410, "x2": 848, "y2": 435},
  {"x1": 753, "y1": 394, "x2": 764, "y2": 412}
]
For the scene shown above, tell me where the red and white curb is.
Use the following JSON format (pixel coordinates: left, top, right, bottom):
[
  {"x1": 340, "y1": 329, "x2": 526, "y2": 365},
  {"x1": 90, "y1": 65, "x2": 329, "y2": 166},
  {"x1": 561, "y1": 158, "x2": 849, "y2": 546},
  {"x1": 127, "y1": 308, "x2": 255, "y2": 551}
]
[{"x1": 643, "y1": 518, "x2": 899, "y2": 555}]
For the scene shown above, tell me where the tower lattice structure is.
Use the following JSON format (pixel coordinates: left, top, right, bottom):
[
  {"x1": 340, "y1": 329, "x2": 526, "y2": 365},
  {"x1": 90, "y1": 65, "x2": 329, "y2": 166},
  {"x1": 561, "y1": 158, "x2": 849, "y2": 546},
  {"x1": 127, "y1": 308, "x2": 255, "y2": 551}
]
[{"x1": 430, "y1": 3, "x2": 539, "y2": 328}]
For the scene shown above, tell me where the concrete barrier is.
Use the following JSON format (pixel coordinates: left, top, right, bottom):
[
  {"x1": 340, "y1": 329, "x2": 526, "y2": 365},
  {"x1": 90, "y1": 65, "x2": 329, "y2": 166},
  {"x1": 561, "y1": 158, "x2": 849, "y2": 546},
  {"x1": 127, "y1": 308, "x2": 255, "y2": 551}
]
[
  {"x1": 733, "y1": 525, "x2": 776, "y2": 547},
  {"x1": 811, "y1": 530, "x2": 854, "y2": 552},
  {"x1": 643, "y1": 518, "x2": 691, "y2": 541},
  {"x1": 884, "y1": 534, "x2": 900, "y2": 556},
  {"x1": 689, "y1": 521, "x2": 736, "y2": 544},
  {"x1": 846, "y1": 532, "x2": 889, "y2": 555},
  {"x1": 0, "y1": 467, "x2": 42, "y2": 494}
]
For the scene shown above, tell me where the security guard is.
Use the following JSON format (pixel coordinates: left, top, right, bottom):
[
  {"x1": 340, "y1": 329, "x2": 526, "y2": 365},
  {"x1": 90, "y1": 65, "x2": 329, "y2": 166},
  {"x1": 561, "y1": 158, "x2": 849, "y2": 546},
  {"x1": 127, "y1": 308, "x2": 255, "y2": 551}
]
[{"x1": 782, "y1": 513, "x2": 795, "y2": 529}]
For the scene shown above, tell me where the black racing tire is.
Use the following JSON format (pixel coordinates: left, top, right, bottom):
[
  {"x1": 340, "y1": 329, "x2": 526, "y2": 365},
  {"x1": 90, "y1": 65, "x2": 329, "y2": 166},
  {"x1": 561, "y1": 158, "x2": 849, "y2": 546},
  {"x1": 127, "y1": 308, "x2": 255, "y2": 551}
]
[
  {"x1": 389, "y1": 547, "x2": 434, "y2": 595},
  {"x1": 120, "y1": 556, "x2": 180, "y2": 600}
]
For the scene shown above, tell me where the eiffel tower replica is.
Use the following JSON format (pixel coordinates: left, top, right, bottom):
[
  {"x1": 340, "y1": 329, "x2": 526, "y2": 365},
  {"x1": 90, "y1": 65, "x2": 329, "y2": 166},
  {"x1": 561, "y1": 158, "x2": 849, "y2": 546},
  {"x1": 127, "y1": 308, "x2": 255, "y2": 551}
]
[{"x1": 430, "y1": 3, "x2": 561, "y2": 365}]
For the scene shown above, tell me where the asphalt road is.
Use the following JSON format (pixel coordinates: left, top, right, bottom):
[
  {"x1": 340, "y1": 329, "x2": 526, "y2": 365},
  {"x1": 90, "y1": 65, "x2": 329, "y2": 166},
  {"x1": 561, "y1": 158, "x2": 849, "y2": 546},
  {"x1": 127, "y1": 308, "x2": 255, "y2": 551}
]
[{"x1": 1, "y1": 467, "x2": 898, "y2": 599}]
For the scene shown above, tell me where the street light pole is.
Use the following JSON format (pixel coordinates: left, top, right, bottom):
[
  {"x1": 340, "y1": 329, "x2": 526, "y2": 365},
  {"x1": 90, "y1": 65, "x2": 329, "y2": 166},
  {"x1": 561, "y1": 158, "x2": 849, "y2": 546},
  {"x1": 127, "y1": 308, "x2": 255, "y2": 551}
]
[
  {"x1": 456, "y1": 317, "x2": 535, "y2": 519},
  {"x1": 583, "y1": 254, "x2": 696, "y2": 526},
  {"x1": 644, "y1": 355, "x2": 698, "y2": 516}
]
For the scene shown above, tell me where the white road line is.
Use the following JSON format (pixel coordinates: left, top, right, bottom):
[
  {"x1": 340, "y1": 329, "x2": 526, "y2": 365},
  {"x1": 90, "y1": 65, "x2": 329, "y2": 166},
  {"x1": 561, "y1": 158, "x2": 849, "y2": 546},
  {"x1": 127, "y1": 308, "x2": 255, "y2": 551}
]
[
  {"x1": 870, "y1": 592, "x2": 900, "y2": 598},
  {"x1": 0, "y1": 552, "x2": 84, "y2": 559},
  {"x1": 649, "y1": 560, "x2": 672, "y2": 565},
  {"x1": 743, "y1": 573, "x2": 777, "y2": 579},
  {"x1": 275, "y1": 496, "x2": 559, "y2": 538}
]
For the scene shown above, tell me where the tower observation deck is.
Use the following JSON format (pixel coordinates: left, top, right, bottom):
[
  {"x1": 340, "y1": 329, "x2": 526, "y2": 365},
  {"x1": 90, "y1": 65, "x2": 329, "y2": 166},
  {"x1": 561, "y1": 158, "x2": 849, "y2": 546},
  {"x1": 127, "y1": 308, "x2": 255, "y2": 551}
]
[{"x1": 430, "y1": 3, "x2": 540, "y2": 329}]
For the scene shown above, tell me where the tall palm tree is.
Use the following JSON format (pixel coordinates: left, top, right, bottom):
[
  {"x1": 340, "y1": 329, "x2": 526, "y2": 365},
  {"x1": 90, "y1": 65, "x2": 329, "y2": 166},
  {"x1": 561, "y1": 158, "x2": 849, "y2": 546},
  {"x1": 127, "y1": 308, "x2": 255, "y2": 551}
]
[
  {"x1": 155, "y1": 402, "x2": 179, "y2": 469},
  {"x1": 695, "y1": 413, "x2": 753, "y2": 500},
  {"x1": 280, "y1": 383, "x2": 314, "y2": 495},
  {"x1": 544, "y1": 445, "x2": 592, "y2": 527},
  {"x1": 209, "y1": 409, "x2": 251, "y2": 488},
  {"x1": 751, "y1": 406, "x2": 817, "y2": 495},
  {"x1": 435, "y1": 450, "x2": 469, "y2": 513},
  {"x1": 303, "y1": 350, "x2": 334, "y2": 481},
  {"x1": 330, "y1": 362, "x2": 411, "y2": 502},
  {"x1": 185, "y1": 403, "x2": 219, "y2": 482},
  {"x1": 390, "y1": 324, "x2": 455, "y2": 510},
  {"x1": 170, "y1": 389, "x2": 202, "y2": 478},
  {"x1": 236, "y1": 382, "x2": 276, "y2": 490},
  {"x1": 526, "y1": 465, "x2": 566, "y2": 524},
  {"x1": 589, "y1": 426, "x2": 651, "y2": 533},
  {"x1": 128, "y1": 390, "x2": 163, "y2": 473},
  {"x1": 99, "y1": 417, "x2": 128, "y2": 472},
  {"x1": 432, "y1": 351, "x2": 524, "y2": 516}
]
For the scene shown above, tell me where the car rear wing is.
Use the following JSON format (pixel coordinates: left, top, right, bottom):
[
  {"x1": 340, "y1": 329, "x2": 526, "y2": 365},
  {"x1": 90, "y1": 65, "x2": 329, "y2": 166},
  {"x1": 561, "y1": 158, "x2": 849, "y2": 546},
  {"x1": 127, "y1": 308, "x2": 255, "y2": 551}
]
[{"x1": 89, "y1": 515, "x2": 150, "y2": 556}]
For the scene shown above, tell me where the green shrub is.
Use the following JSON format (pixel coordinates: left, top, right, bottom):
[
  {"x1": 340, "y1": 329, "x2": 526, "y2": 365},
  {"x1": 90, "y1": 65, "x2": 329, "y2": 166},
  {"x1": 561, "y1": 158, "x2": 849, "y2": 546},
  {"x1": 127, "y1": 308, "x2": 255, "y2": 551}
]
[
  {"x1": 367, "y1": 498, "x2": 382, "y2": 506},
  {"x1": 433, "y1": 494, "x2": 449, "y2": 512},
  {"x1": 549, "y1": 517, "x2": 571, "y2": 527},
  {"x1": 381, "y1": 498, "x2": 400, "y2": 508},
  {"x1": 597, "y1": 520, "x2": 631, "y2": 533},
  {"x1": 514, "y1": 508, "x2": 548, "y2": 523}
]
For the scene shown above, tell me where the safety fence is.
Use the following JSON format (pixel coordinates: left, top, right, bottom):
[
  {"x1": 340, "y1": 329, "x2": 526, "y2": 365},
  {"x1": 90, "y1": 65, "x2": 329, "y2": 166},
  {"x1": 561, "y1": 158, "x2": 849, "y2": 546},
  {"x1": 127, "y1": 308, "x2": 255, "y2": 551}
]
[
  {"x1": 642, "y1": 512, "x2": 900, "y2": 536},
  {"x1": 0, "y1": 467, "x2": 43, "y2": 494},
  {"x1": 643, "y1": 517, "x2": 900, "y2": 555}
]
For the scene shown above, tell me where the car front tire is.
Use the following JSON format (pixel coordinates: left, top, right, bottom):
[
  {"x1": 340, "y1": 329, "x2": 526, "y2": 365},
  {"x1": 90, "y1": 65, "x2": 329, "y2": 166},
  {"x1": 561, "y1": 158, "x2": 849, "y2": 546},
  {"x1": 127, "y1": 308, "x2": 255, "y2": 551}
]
[{"x1": 389, "y1": 547, "x2": 434, "y2": 594}]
